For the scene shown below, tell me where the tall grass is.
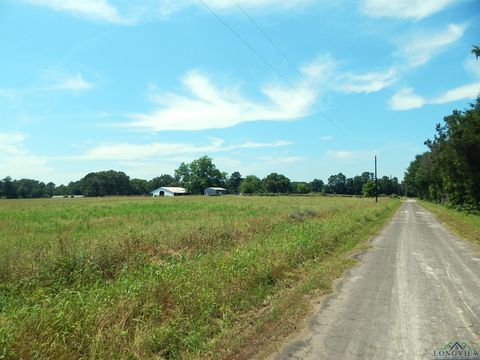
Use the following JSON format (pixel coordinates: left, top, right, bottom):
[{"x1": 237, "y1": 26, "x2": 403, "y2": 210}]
[{"x1": 0, "y1": 196, "x2": 400, "y2": 359}]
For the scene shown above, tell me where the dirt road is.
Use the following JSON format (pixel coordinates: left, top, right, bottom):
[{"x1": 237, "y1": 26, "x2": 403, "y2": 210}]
[{"x1": 275, "y1": 200, "x2": 480, "y2": 359}]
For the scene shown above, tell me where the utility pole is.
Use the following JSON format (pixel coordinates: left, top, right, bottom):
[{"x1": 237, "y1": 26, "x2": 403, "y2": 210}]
[{"x1": 375, "y1": 155, "x2": 378, "y2": 203}]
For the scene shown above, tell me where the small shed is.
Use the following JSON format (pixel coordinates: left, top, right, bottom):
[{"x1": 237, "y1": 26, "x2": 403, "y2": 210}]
[
  {"x1": 204, "y1": 187, "x2": 227, "y2": 196},
  {"x1": 151, "y1": 187, "x2": 188, "y2": 197}
]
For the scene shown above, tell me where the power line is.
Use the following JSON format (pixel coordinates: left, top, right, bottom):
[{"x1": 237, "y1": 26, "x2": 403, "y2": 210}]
[
  {"x1": 231, "y1": 0, "x2": 364, "y2": 146},
  {"x1": 195, "y1": 0, "x2": 359, "y2": 146},
  {"x1": 196, "y1": 0, "x2": 297, "y2": 90}
]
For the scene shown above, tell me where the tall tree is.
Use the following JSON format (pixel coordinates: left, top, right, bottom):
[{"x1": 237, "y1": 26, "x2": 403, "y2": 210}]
[
  {"x1": 327, "y1": 173, "x2": 346, "y2": 194},
  {"x1": 239, "y1": 175, "x2": 263, "y2": 194},
  {"x1": 262, "y1": 173, "x2": 291, "y2": 193},
  {"x1": 226, "y1": 171, "x2": 243, "y2": 194},
  {"x1": 2, "y1": 176, "x2": 16, "y2": 199},
  {"x1": 175, "y1": 156, "x2": 226, "y2": 194},
  {"x1": 310, "y1": 179, "x2": 324, "y2": 193}
]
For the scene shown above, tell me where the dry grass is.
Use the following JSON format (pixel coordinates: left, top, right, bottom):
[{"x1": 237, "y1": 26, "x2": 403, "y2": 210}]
[{"x1": 0, "y1": 196, "x2": 400, "y2": 359}]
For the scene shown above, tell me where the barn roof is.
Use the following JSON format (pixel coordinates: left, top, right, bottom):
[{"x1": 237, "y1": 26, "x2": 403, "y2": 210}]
[
  {"x1": 206, "y1": 187, "x2": 227, "y2": 191},
  {"x1": 151, "y1": 187, "x2": 188, "y2": 194}
]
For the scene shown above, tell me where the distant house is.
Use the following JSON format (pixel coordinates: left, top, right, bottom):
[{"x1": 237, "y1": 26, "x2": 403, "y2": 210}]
[
  {"x1": 204, "y1": 187, "x2": 227, "y2": 196},
  {"x1": 151, "y1": 187, "x2": 188, "y2": 197},
  {"x1": 51, "y1": 195, "x2": 85, "y2": 199}
]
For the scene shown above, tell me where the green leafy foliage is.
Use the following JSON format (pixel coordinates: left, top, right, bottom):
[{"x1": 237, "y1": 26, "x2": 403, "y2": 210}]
[
  {"x1": 405, "y1": 98, "x2": 480, "y2": 210},
  {"x1": 239, "y1": 175, "x2": 263, "y2": 194},
  {"x1": 174, "y1": 156, "x2": 226, "y2": 194}
]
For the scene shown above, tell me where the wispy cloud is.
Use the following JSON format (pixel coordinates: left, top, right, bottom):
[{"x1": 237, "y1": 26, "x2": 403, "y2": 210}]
[
  {"x1": 327, "y1": 150, "x2": 374, "y2": 159},
  {"x1": 431, "y1": 83, "x2": 480, "y2": 104},
  {"x1": 25, "y1": 0, "x2": 129, "y2": 24},
  {"x1": 23, "y1": 0, "x2": 314, "y2": 24},
  {"x1": 327, "y1": 150, "x2": 357, "y2": 159},
  {"x1": 0, "y1": 132, "x2": 52, "y2": 179},
  {"x1": 0, "y1": 133, "x2": 27, "y2": 155},
  {"x1": 121, "y1": 68, "x2": 323, "y2": 132},
  {"x1": 389, "y1": 88, "x2": 425, "y2": 110},
  {"x1": 335, "y1": 67, "x2": 398, "y2": 94},
  {"x1": 0, "y1": 72, "x2": 93, "y2": 102},
  {"x1": 397, "y1": 23, "x2": 465, "y2": 68},
  {"x1": 360, "y1": 0, "x2": 459, "y2": 19},
  {"x1": 49, "y1": 73, "x2": 93, "y2": 91},
  {"x1": 75, "y1": 138, "x2": 293, "y2": 161},
  {"x1": 390, "y1": 83, "x2": 480, "y2": 110}
]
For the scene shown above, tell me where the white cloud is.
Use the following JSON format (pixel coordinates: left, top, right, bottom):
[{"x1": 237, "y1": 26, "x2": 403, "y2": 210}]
[
  {"x1": 389, "y1": 88, "x2": 425, "y2": 110},
  {"x1": 300, "y1": 54, "x2": 338, "y2": 83},
  {"x1": 398, "y1": 24, "x2": 465, "y2": 67},
  {"x1": 197, "y1": 0, "x2": 311, "y2": 11},
  {"x1": 360, "y1": 0, "x2": 458, "y2": 19},
  {"x1": 327, "y1": 150, "x2": 374, "y2": 159},
  {"x1": 327, "y1": 150, "x2": 357, "y2": 159},
  {"x1": 335, "y1": 67, "x2": 398, "y2": 94},
  {"x1": 24, "y1": 0, "x2": 314, "y2": 24},
  {"x1": 0, "y1": 133, "x2": 27, "y2": 156},
  {"x1": 75, "y1": 137, "x2": 293, "y2": 161},
  {"x1": 431, "y1": 83, "x2": 480, "y2": 104},
  {"x1": 25, "y1": 0, "x2": 128, "y2": 24},
  {"x1": 0, "y1": 72, "x2": 93, "y2": 101},
  {"x1": 50, "y1": 73, "x2": 93, "y2": 91},
  {"x1": 0, "y1": 132, "x2": 52, "y2": 179},
  {"x1": 302, "y1": 55, "x2": 398, "y2": 95},
  {"x1": 123, "y1": 69, "x2": 321, "y2": 132},
  {"x1": 390, "y1": 83, "x2": 480, "y2": 111}
]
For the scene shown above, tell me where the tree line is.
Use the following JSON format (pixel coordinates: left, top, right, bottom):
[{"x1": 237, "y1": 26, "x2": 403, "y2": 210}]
[
  {"x1": 404, "y1": 97, "x2": 480, "y2": 211},
  {"x1": 404, "y1": 46, "x2": 480, "y2": 211},
  {"x1": 0, "y1": 156, "x2": 403, "y2": 199}
]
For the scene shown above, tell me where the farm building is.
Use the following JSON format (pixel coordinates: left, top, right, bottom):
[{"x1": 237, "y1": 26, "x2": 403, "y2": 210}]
[
  {"x1": 204, "y1": 187, "x2": 227, "y2": 196},
  {"x1": 151, "y1": 187, "x2": 188, "y2": 197}
]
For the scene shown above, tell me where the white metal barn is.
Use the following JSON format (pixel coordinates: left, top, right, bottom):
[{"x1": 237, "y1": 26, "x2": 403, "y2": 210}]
[
  {"x1": 151, "y1": 187, "x2": 188, "y2": 197},
  {"x1": 204, "y1": 187, "x2": 227, "y2": 196}
]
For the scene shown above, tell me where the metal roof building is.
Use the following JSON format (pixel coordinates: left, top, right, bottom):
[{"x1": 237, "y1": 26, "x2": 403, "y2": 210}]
[
  {"x1": 204, "y1": 187, "x2": 227, "y2": 196},
  {"x1": 151, "y1": 187, "x2": 188, "y2": 197}
]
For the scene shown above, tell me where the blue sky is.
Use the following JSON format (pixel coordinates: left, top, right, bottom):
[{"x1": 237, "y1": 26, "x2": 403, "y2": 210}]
[{"x1": 1, "y1": 0, "x2": 479, "y2": 185}]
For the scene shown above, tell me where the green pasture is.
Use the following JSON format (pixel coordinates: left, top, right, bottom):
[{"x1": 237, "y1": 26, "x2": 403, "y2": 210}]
[{"x1": 0, "y1": 196, "x2": 400, "y2": 359}]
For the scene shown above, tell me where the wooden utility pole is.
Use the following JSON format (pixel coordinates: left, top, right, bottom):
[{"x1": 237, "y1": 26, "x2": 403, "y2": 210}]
[{"x1": 375, "y1": 155, "x2": 378, "y2": 203}]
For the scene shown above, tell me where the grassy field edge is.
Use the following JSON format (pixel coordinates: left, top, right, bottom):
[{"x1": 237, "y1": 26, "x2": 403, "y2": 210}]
[
  {"x1": 419, "y1": 201, "x2": 480, "y2": 246},
  {"x1": 213, "y1": 200, "x2": 402, "y2": 360},
  {"x1": 0, "y1": 197, "x2": 402, "y2": 359}
]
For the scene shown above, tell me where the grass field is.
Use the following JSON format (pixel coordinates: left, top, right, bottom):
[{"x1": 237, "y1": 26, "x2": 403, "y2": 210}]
[
  {"x1": 0, "y1": 196, "x2": 400, "y2": 359},
  {"x1": 419, "y1": 201, "x2": 480, "y2": 246}
]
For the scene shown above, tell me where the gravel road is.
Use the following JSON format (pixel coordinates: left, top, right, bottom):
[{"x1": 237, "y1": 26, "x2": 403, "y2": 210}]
[{"x1": 275, "y1": 200, "x2": 480, "y2": 359}]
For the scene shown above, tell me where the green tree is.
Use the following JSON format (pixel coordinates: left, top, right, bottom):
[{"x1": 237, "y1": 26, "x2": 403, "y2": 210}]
[
  {"x1": 405, "y1": 97, "x2": 480, "y2": 209},
  {"x1": 472, "y1": 45, "x2": 480, "y2": 59},
  {"x1": 362, "y1": 180, "x2": 375, "y2": 197},
  {"x1": 227, "y1": 171, "x2": 243, "y2": 194},
  {"x1": 79, "y1": 170, "x2": 131, "y2": 197},
  {"x1": 149, "y1": 174, "x2": 175, "y2": 191},
  {"x1": 174, "y1": 156, "x2": 226, "y2": 194},
  {"x1": 262, "y1": 173, "x2": 291, "y2": 193},
  {"x1": 296, "y1": 183, "x2": 309, "y2": 194},
  {"x1": 327, "y1": 173, "x2": 347, "y2": 194},
  {"x1": 130, "y1": 178, "x2": 149, "y2": 195},
  {"x1": 310, "y1": 179, "x2": 324, "y2": 193},
  {"x1": 239, "y1": 175, "x2": 263, "y2": 194},
  {"x1": 2, "y1": 176, "x2": 16, "y2": 198}
]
